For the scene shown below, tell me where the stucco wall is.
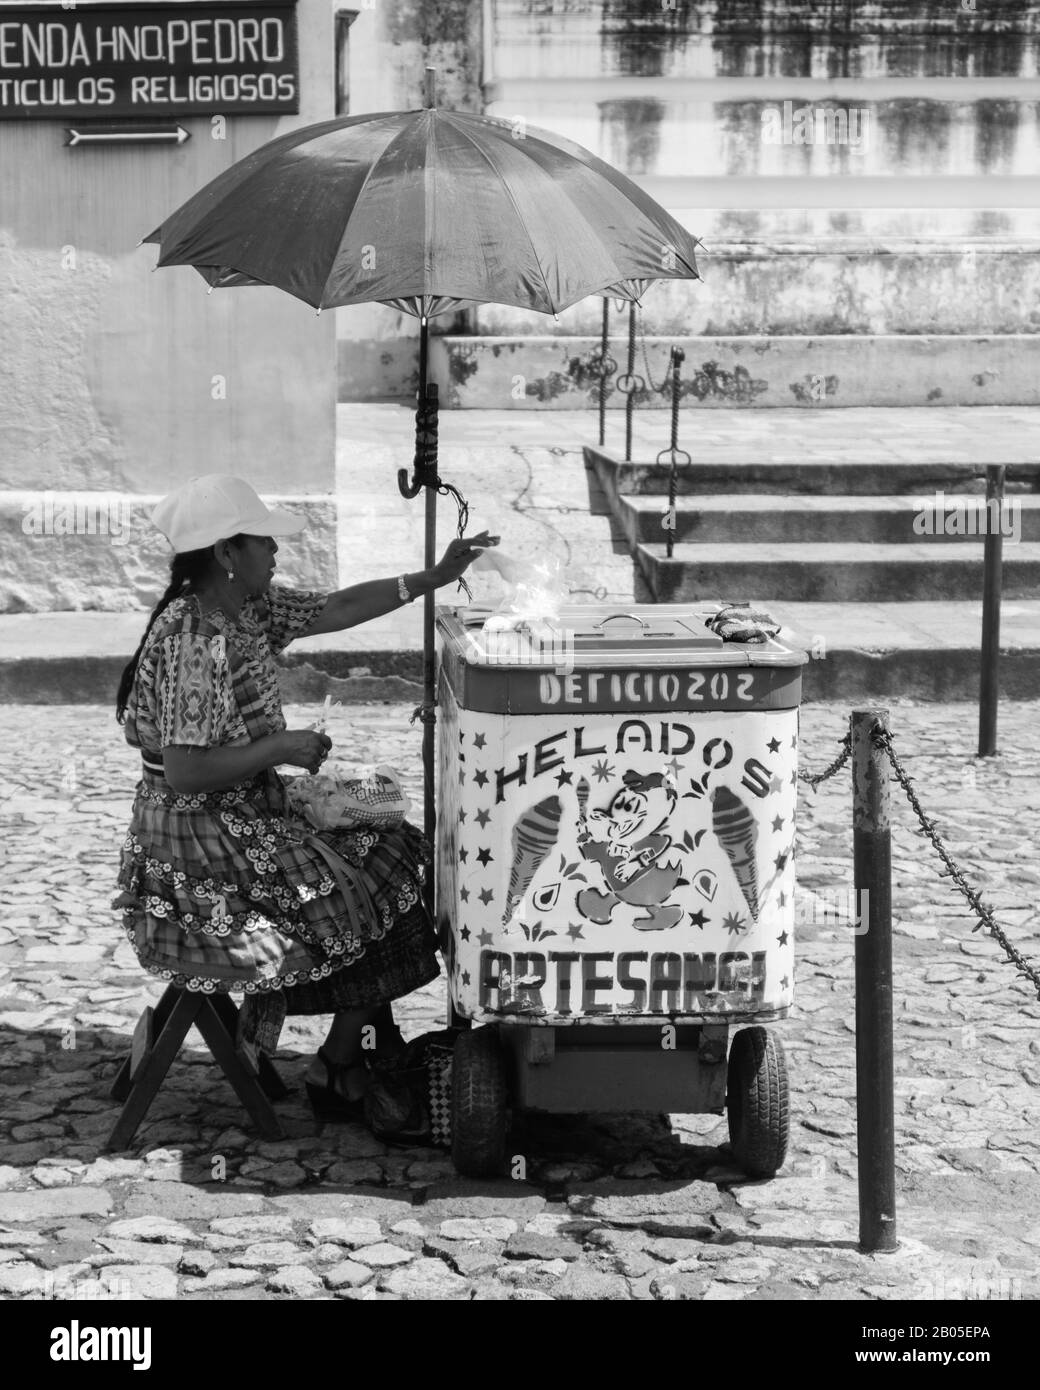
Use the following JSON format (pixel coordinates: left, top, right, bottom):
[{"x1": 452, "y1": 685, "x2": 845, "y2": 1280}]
[
  {"x1": 432, "y1": 334, "x2": 1040, "y2": 409},
  {"x1": 0, "y1": 0, "x2": 339, "y2": 611}
]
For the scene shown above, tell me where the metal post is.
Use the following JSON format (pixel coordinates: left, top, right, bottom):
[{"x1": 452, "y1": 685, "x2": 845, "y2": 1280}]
[
  {"x1": 599, "y1": 298, "x2": 609, "y2": 447},
  {"x1": 665, "y1": 345, "x2": 685, "y2": 560},
  {"x1": 423, "y1": 473, "x2": 437, "y2": 861},
  {"x1": 978, "y1": 463, "x2": 1005, "y2": 757},
  {"x1": 851, "y1": 708, "x2": 897, "y2": 1254},
  {"x1": 625, "y1": 301, "x2": 636, "y2": 463},
  {"x1": 417, "y1": 309, "x2": 437, "y2": 916}
]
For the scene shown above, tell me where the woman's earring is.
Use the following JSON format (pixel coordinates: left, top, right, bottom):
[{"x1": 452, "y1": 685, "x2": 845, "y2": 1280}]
[{"x1": 227, "y1": 571, "x2": 235, "y2": 582}]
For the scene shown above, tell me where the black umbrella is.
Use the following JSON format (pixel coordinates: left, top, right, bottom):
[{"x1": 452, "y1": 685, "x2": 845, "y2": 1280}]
[{"x1": 144, "y1": 72, "x2": 702, "y2": 856}]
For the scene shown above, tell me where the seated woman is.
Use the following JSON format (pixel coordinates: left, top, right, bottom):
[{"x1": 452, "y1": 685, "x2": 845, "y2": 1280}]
[{"x1": 113, "y1": 474, "x2": 495, "y2": 1122}]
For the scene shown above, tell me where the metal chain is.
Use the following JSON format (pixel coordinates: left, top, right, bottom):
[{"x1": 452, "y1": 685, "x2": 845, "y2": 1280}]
[
  {"x1": 636, "y1": 303, "x2": 673, "y2": 395},
  {"x1": 871, "y1": 725, "x2": 1040, "y2": 1000},
  {"x1": 797, "y1": 732, "x2": 852, "y2": 791},
  {"x1": 437, "y1": 479, "x2": 472, "y2": 601}
]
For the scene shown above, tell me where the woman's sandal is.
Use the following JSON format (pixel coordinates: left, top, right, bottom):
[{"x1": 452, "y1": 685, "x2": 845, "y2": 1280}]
[{"x1": 306, "y1": 1046, "x2": 368, "y2": 1124}]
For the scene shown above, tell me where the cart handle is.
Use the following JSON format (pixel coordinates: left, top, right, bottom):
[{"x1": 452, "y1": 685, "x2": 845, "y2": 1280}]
[{"x1": 592, "y1": 612, "x2": 653, "y2": 633}]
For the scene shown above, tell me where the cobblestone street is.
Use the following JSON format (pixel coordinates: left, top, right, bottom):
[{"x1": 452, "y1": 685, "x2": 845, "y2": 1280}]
[{"x1": 0, "y1": 700, "x2": 1038, "y2": 1302}]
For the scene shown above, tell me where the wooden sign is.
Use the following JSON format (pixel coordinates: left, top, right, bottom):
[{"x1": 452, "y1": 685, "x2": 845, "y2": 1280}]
[{"x1": 0, "y1": 3, "x2": 299, "y2": 120}]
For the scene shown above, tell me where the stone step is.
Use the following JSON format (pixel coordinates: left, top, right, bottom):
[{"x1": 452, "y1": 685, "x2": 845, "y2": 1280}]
[
  {"x1": 760, "y1": 601, "x2": 1040, "y2": 702},
  {"x1": 3, "y1": 603, "x2": 1040, "y2": 705},
  {"x1": 635, "y1": 542, "x2": 1040, "y2": 603},
  {"x1": 585, "y1": 445, "x2": 1040, "y2": 498},
  {"x1": 618, "y1": 494, "x2": 1040, "y2": 546}
]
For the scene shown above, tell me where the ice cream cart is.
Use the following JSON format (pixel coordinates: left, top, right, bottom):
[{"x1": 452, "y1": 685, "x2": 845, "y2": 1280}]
[{"x1": 435, "y1": 605, "x2": 807, "y2": 1178}]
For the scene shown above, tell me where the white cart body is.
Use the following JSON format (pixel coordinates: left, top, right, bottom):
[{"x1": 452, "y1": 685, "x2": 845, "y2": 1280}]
[{"x1": 435, "y1": 605, "x2": 806, "y2": 1123}]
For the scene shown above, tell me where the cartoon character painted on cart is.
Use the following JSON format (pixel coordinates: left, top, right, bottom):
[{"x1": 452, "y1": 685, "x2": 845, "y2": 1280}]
[
  {"x1": 497, "y1": 769, "x2": 763, "y2": 938},
  {"x1": 574, "y1": 770, "x2": 686, "y2": 931}
]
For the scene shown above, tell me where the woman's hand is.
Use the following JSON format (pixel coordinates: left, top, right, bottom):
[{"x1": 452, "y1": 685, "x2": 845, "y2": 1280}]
[
  {"x1": 432, "y1": 531, "x2": 500, "y2": 586},
  {"x1": 278, "y1": 729, "x2": 333, "y2": 775}
]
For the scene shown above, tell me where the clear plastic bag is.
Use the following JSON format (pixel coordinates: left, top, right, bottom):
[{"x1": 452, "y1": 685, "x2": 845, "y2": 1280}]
[{"x1": 285, "y1": 764, "x2": 411, "y2": 830}]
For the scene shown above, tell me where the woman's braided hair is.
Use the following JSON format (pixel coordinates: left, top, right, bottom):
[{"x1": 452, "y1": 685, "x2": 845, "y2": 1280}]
[{"x1": 115, "y1": 535, "x2": 246, "y2": 724}]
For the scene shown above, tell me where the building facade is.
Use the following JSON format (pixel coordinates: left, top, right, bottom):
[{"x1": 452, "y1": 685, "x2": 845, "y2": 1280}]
[{"x1": 3, "y1": 1, "x2": 1040, "y2": 609}]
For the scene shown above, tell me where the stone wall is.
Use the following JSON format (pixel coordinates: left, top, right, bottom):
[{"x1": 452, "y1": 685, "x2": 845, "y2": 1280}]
[
  {"x1": 339, "y1": 0, "x2": 1040, "y2": 396},
  {"x1": 432, "y1": 334, "x2": 1040, "y2": 409}
]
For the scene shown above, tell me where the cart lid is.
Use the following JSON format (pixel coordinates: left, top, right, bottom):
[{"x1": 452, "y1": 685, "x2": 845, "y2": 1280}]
[
  {"x1": 439, "y1": 605, "x2": 807, "y2": 669},
  {"x1": 436, "y1": 604, "x2": 807, "y2": 714}
]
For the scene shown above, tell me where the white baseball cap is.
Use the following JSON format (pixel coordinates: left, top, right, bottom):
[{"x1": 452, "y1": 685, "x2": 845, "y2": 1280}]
[{"x1": 150, "y1": 475, "x2": 306, "y2": 553}]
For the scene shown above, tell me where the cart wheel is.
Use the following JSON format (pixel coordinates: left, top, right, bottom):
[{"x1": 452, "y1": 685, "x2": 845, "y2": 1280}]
[
  {"x1": 726, "y1": 1026, "x2": 789, "y2": 1178},
  {"x1": 451, "y1": 1026, "x2": 509, "y2": 1178}
]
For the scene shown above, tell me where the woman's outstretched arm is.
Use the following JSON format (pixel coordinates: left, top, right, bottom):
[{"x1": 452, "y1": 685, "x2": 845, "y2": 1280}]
[{"x1": 304, "y1": 531, "x2": 498, "y2": 636}]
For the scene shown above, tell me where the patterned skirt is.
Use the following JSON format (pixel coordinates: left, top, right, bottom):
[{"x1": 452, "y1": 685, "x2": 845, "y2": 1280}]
[{"x1": 113, "y1": 768, "x2": 440, "y2": 1052}]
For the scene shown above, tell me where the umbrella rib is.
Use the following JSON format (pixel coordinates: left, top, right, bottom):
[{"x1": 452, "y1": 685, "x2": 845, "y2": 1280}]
[
  {"x1": 505, "y1": 117, "x2": 701, "y2": 280},
  {"x1": 498, "y1": 140, "x2": 691, "y2": 291},
  {"x1": 316, "y1": 116, "x2": 419, "y2": 311},
  {"x1": 447, "y1": 114, "x2": 561, "y2": 314},
  {"x1": 149, "y1": 115, "x2": 377, "y2": 249},
  {"x1": 424, "y1": 112, "x2": 435, "y2": 307}
]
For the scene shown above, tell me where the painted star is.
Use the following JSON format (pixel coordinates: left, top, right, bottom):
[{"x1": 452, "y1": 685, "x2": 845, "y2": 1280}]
[
  {"x1": 477, "y1": 928, "x2": 494, "y2": 945},
  {"x1": 774, "y1": 851, "x2": 787, "y2": 871},
  {"x1": 769, "y1": 776, "x2": 784, "y2": 794},
  {"x1": 458, "y1": 847, "x2": 468, "y2": 863},
  {"x1": 555, "y1": 769, "x2": 573, "y2": 786},
  {"x1": 780, "y1": 975, "x2": 790, "y2": 990},
  {"x1": 688, "y1": 909, "x2": 709, "y2": 929},
  {"x1": 779, "y1": 890, "x2": 786, "y2": 908},
  {"x1": 459, "y1": 886, "x2": 470, "y2": 903},
  {"x1": 478, "y1": 888, "x2": 494, "y2": 907},
  {"x1": 789, "y1": 770, "x2": 798, "y2": 786},
  {"x1": 722, "y1": 912, "x2": 748, "y2": 936},
  {"x1": 461, "y1": 970, "x2": 471, "y2": 987},
  {"x1": 458, "y1": 768, "x2": 465, "y2": 785},
  {"x1": 473, "y1": 768, "x2": 489, "y2": 788},
  {"x1": 591, "y1": 757, "x2": 615, "y2": 783},
  {"x1": 791, "y1": 735, "x2": 797, "y2": 749},
  {"x1": 459, "y1": 925, "x2": 471, "y2": 942},
  {"x1": 566, "y1": 923, "x2": 585, "y2": 941},
  {"x1": 458, "y1": 809, "x2": 467, "y2": 824},
  {"x1": 777, "y1": 929, "x2": 789, "y2": 947},
  {"x1": 458, "y1": 731, "x2": 464, "y2": 743},
  {"x1": 475, "y1": 808, "x2": 491, "y2": 828},
  {"x1": 476, "y1": 847, "x2": 493, "y2": 867},
  {"x1": 771, "y1": 815, "x2": 784, "y2": 833},
  {"x1": 767, "y1": 737, "x2": 782, "y2": 754},
  {"x1": 664, "y1": 757, "x2": 682, "y2": 780},
  {"x1": 473, "y1": 732, "x2": 487, "y2": 750}
]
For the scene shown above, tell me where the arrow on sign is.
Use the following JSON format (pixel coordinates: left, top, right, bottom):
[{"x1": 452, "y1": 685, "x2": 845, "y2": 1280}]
[{"x1": 65, "y1": 126, "x2": 191, "y2": 147}]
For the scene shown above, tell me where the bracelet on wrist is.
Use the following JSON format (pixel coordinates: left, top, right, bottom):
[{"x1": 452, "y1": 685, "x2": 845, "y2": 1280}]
[{"x1": 397, "y1": 574, "x2": 414, "y2": 604}]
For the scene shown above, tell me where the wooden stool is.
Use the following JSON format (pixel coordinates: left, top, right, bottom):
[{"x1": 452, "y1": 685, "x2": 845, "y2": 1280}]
[{"x1": 107, "y1": 985, "x2": 289, "y2": 1151}]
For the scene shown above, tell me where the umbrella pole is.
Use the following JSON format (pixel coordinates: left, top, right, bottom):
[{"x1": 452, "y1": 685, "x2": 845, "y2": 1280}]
[
  {"x1": 398, "y1": 313, "x2": 438, "y2": 917},
  {"x1": 422, "y1": 495, "x2": 436, "y2": 850},
  {"x1": 419, "y1": 316, "x2": 438, "y2": 906}
]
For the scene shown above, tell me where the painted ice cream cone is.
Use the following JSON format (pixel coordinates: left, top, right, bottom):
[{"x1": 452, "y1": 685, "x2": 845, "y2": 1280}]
[
  {"x1": 501, "y1": 794, "x2": 563, "y2": 925},
  {"x1": 711, "y1": 785, "x2": 760, "y2": 921},
  {"x1": 575, "y1": 776, "x2": 591, "y2": 839}
]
